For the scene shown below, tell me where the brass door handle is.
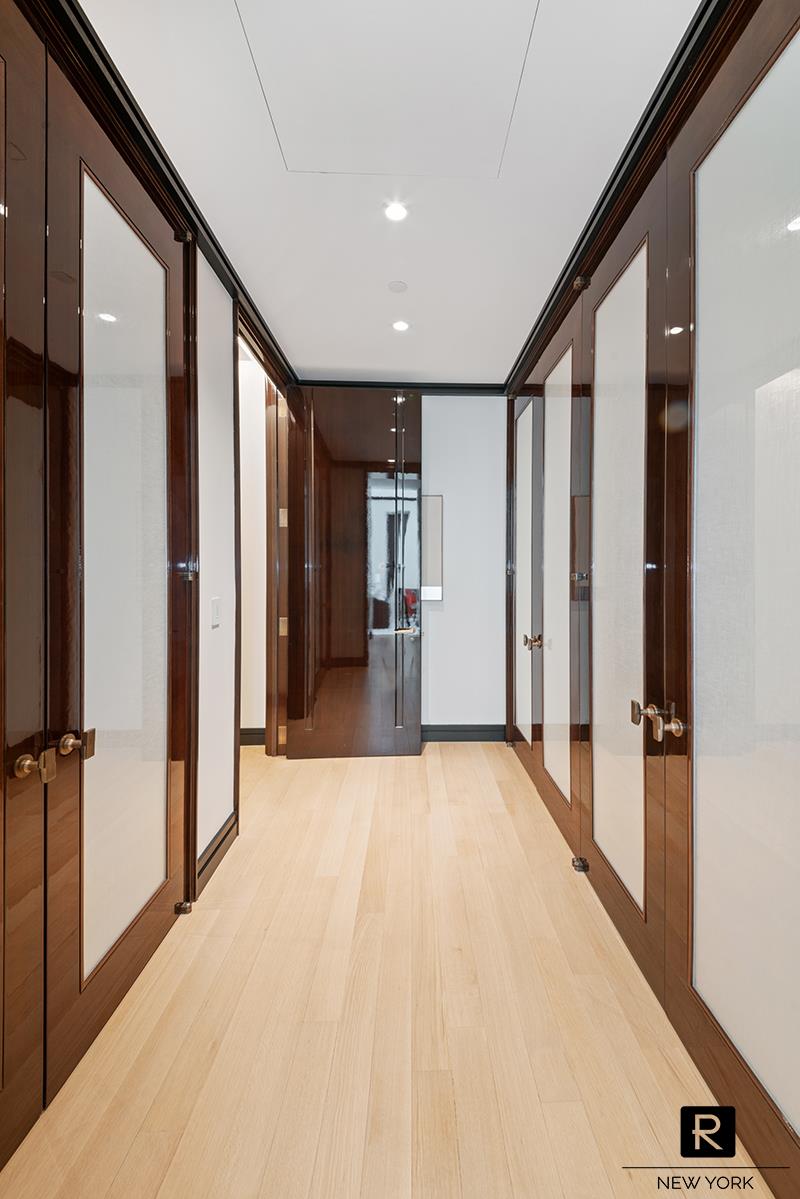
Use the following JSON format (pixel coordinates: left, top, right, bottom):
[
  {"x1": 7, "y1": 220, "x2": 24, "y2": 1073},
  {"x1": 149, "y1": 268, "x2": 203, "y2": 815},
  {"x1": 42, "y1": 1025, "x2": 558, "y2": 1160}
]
[
  {"x1": 14, "y1": 748, "x2": 57, "y2": 783},
  {"x1": 58, "y1": 728, "x2": 97, "y2": 758},
  {"x1": 664, "y1": 704, "x2": 686, "y2": 739},
  {"x1": 631, "y1": 700, "x2": 667, "y2": 741},
  {"x1": 394, "y1": 627, "x2": 416, "y2": 635},
  {"x1": 522, "y1": 633, "x2": 543, "y2": 650}
]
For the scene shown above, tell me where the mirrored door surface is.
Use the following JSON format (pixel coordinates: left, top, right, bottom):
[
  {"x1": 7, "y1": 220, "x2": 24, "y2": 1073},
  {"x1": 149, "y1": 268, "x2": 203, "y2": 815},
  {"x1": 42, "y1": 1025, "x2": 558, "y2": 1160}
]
[{"x1": 45, "y1": 55, "x2": 190, "y2": 1100}]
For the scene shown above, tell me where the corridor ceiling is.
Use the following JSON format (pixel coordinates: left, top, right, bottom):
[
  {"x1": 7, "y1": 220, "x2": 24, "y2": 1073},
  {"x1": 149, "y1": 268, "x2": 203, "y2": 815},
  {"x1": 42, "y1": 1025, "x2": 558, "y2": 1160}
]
[{"x1": 80, "y1": 0, "x2": 701, "y2": 384}]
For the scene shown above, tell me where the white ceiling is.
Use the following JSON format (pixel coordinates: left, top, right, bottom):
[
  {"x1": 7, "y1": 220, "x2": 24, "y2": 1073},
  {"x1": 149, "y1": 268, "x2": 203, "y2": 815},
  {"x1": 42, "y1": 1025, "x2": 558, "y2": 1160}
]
[{"x1": 80, "y1": 0, "x2": 701, "y2": 384}]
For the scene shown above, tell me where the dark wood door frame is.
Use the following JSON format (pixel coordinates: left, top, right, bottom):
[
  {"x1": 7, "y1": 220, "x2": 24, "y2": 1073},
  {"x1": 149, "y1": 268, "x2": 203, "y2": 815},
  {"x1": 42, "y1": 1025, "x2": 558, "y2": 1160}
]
[
  {"x1": 577, "y1": 164, "x2": 668, "y2": 1003},
  {"x1": 511, "y1": 299, "x2": 583, "y2": 855},
  {"x1": 44, "y1": 52, "x2": 192, "y2": 1102},
  {"x1": 235, "y1": 308, "x2": 289, "y2": 762},
  {"x1": 0, "y1": 0, "x2": 47, "y2": 1167}
]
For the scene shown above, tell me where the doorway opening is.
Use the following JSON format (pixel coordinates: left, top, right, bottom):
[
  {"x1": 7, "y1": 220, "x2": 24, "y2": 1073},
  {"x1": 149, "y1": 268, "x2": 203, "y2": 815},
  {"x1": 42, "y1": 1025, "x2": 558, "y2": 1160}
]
[{"x1": 236, "y1": 325, "x2": 289, "y2": 755}]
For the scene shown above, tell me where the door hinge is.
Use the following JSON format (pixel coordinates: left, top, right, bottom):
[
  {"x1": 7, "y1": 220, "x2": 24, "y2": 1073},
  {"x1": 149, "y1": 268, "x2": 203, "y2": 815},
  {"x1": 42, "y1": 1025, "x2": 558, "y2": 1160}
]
[{"x1": 571, "y1": 856, "x2": 589, "y2": 873}]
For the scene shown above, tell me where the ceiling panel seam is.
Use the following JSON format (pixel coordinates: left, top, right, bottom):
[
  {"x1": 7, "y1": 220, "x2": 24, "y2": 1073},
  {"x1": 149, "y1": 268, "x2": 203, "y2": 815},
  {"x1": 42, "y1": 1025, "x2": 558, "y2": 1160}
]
[
  {"x1": 232, "y1": 0, "x2": 289, "y2": 170},
  {"x1": 496, "y1": 0, "x2": 543, "y2": 178}
]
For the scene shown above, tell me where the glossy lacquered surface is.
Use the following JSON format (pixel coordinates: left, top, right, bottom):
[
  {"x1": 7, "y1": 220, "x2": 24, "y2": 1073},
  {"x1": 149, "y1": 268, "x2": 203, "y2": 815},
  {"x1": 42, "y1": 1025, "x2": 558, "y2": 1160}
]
[
  {"x1": 45, "y1": 54, "x2": 189, "y2": 1102},
  {"x1": 0, "y1": 0, "x2": 47, "y2": 1167},
  {"x1": 287, "y1": 387, "x2": 422, "y2": 758},
  {"x1": 509, "y1": 0, "x2": 800, "y2": 1188}
]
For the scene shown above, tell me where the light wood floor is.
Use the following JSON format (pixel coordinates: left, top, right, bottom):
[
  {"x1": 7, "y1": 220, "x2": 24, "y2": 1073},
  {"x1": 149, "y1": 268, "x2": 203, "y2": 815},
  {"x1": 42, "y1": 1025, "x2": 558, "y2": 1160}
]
[{"x1": 0, "y1": 744, "x2": 771, "y2": 1198}]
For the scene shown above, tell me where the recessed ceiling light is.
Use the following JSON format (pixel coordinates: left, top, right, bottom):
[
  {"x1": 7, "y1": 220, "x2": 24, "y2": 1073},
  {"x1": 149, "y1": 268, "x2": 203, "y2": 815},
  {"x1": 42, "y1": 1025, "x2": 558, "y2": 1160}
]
[
  {"x1": 388, "y1": 279, "x2": 407, "y2": 293},
  {"x1": 392, "y1": 320, "x2": 410, "y2": 332},
  {"x1": 385, "y1": 202, "x2": 408, "y2": 222},
  {"x1": 787, "y1": 215, "x2": 800, "y2": 231},
  {"x1": 669, "y1": 326, "x2": 684, "y2": 335},
  {"x1": 97, "y1": 312, "x2": 117, "y2": 322}
]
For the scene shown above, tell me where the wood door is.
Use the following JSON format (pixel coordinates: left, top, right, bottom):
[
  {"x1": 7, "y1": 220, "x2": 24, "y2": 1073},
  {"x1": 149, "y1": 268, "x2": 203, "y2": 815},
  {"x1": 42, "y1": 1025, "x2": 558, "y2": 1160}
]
[
  {"x1": 286, "y1": 386, "x2": 421, "y2": 758},
  {"x1": 513, "y1": 301, "x2": 583, "y2": 853},
  {"x1": 44, "y1": 55, "x2": 192, "y2": 1101},
  {"x1": 0, "y1": 0, "x2": 47, "y2": 1165},
  {"x1": 664, "y1": 1, "x2": 800, "y2": 1190},
  {"x1": 578, "y1": 165, "x2": 668, "y2": 999}
]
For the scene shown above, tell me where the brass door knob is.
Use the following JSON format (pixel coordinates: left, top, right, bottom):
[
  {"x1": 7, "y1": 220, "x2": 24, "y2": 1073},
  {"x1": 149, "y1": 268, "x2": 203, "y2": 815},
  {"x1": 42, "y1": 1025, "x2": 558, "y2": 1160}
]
[
  {"x1": 14, "y1": 753, "x2": 38, "y2": 779},
  {"x1": 58, "y1": 728, "x2": 97, "y2": 758},
  {"x1": 13, "y1": 748, "x2": 57, "y2": 782}
]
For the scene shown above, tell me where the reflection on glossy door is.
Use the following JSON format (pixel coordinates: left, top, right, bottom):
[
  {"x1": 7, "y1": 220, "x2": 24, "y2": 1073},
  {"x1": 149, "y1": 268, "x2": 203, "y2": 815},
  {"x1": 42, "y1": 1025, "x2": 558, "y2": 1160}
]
[
  {"x1": 287, "y1": 387, "x2": 422, "y2": 757},
  {"x1": 542, "y1": 348, "x2": 572, "y2": 800},
  {"x1": 514, "y1": 402, "x2": 533, "y2": 743},
  {"x1": 591, "y1": 243, "x2": 648, "y2": 909},
  {"x1": 692, "y1": 26, "x2": 800, "y2": 1135},
  {"x1": 81, "y1": 174, "x2": 169, "y2": 977}
]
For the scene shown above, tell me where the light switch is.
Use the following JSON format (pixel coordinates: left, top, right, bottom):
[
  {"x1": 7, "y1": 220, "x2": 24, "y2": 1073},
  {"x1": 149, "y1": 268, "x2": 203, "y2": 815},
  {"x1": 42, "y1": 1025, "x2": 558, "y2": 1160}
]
[{"x1": 211, "y1": 596, "x2": 221, "y2": 629}]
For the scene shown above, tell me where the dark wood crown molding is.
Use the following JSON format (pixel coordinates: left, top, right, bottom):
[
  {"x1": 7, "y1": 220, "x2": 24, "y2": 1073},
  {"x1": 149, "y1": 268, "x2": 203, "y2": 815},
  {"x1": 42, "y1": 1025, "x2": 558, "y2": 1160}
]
[{"x1": 17, "y1": 0, "x2": 297, "y2": 388}]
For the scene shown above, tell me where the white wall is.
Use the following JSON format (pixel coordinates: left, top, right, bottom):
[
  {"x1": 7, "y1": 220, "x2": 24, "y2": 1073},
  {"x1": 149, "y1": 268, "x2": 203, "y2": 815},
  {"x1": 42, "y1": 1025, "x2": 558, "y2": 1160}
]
[
  {"x1": 421, "y1": 395, "x2": 506, "y2": 726},
  {"x1": 238, "y1": 354, "x2": 268, "y2": 730},
  {"x1": 196, "y1": 255, "x2": 237, "y2": 854}
]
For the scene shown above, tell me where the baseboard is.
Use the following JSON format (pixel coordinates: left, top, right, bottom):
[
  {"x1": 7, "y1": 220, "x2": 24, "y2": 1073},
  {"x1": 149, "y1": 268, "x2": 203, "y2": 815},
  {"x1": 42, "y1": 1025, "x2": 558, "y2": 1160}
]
[
  {"x1": 240, "y1": 727, "x2": 265, "y2": 746},
  {"x1": 422, "y1": 724, "x2": 506, "y2": 742}
]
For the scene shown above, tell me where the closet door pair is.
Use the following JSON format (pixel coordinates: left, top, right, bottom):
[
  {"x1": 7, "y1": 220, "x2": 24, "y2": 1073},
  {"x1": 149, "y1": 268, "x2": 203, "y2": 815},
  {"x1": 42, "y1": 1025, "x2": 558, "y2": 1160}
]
[
  {"x1": 1, "y1": 4, "x2": 191, "y2": 1165},
  {"x1": 513, "y1": 167, "x2": 667, "y2": 996}
]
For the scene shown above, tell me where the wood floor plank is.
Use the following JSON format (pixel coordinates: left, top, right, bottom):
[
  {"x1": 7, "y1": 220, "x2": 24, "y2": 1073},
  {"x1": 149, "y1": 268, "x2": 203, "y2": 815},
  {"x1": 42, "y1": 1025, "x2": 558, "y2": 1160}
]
[
  {"x1": 0, "y1": 746, "x2": 777, "y2": 1199},
  {"x1": 413, "y1": 1071, "x2": 462, "y2": 1199}
]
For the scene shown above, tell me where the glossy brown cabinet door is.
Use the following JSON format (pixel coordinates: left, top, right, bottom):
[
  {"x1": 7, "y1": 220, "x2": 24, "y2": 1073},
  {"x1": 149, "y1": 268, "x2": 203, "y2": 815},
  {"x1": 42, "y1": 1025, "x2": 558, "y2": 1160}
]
[
  {"x1": 513, "y1": 300, "x2": 583, "y2": 853},
  {"x1": 578, "y1": 165, "x2": 668, "y2": 1001},
  {"x1": 287, "y1": 386, "x2": 421, "y2": 757},
  {"x1": 0, "y1": 0, "x2": 47, "y2": 1166},
  {"x1": 44, "y1": 57, "x2": 191, "y2": 1101}
]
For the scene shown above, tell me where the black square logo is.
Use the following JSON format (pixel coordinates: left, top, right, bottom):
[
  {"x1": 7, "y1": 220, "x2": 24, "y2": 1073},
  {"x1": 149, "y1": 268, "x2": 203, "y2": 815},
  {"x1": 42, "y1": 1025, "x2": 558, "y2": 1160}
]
[{"x1": 680, "y1": 1106, "x2": 736, "y2": 1157}]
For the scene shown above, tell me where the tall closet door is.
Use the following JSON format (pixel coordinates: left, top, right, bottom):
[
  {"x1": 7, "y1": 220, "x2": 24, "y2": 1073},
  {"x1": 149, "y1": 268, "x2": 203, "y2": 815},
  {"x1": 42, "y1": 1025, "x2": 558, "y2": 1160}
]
[
  {"x1": 665, "y1": 5, "x2": 800, "y2": 1187},
  {"x1": 514, "y1": 301, "x2": 582, "y2": 852},
  {"x1": 579, "y1": 166, "x2": 668, "y2": 997},
  {"x1": 45, "y1": 56, "x2": 191, "y2": 1100},
  {"x1": 513, "y1": 400, "x2": 533, "y2": 743},
  {"x1": 0, "y1": 1, "x2": 47, "y2": 1165}
]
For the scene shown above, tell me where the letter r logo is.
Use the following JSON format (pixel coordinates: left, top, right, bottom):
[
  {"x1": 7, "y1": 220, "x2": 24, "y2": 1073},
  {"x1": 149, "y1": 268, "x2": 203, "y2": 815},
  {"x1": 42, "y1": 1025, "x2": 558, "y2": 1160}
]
[
  {"x1": 680, "y1": 1106, "x2": 736, "y2": 1157},
  {"x1": 693, "y1": 1112, "x2": 721, "y2": 1151}
]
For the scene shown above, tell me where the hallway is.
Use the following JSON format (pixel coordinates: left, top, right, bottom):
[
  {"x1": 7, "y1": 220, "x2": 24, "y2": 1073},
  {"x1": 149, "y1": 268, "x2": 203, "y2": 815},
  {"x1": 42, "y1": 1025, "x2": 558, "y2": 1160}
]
[{"x1": 0, "y1": 745, "x2": 769, "y2": 1198}]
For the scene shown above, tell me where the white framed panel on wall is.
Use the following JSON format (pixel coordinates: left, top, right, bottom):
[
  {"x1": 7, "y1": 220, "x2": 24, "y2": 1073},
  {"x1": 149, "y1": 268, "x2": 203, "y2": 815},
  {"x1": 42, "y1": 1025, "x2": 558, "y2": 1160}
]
[
  {"x1": 590, "y1": 242, "x2": 648, "y2": 910},
  {"x1": 196, "y1": 254, "x2": 237, "y2": 856},
  {"x1": 691, "y1": 26, "x2": 800, "y2": 1136},
  {"x1": 542, "y1": 348, "x2": 572, "y2": 800},
  {"x1": 82, "y1": 174, "x2": 169, "y2": 976}
]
